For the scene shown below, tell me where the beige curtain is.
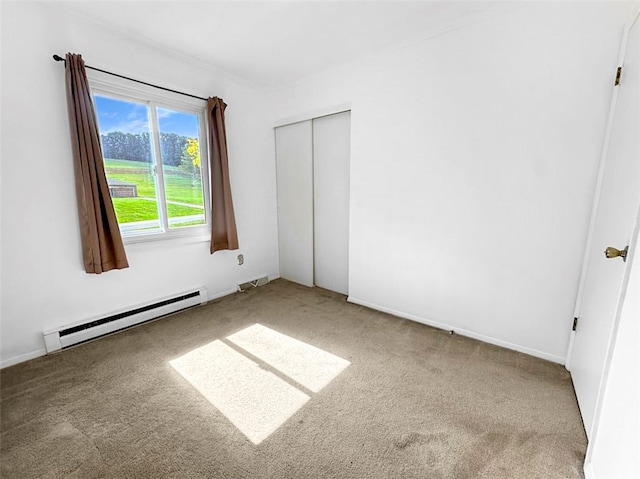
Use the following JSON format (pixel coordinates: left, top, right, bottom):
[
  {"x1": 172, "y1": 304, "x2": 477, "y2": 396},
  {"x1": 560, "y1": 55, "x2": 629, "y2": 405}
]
[
  {"x1": 207, "y1": 97, "x2": 239, "y2": 253},
  {"x1": 65, "y1": 53, "x2": 129, "y2": 273}
]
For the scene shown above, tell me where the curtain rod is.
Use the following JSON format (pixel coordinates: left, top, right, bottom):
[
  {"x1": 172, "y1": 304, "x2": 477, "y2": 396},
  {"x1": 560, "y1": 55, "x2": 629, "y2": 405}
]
[{"x1": 52, "y1": 54, "x2": 208, "y2": 101}]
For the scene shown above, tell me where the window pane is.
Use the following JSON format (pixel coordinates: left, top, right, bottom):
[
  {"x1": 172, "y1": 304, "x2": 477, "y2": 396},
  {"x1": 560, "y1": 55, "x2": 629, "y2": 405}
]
[
  {"x1": 94, "y1": 95, "x2": 161, "y2": 235},
  {"x1": 156, "y1": 107, "x2": 206, "y2": 229}
]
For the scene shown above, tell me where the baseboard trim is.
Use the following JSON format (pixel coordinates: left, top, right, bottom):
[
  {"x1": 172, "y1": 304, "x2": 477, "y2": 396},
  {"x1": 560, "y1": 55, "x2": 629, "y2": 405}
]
[
  {"x1": 347, "y1": 296, "x2": 565, "y2": 365},
  {"x1": 209, "y1": 287, "x2": 241, "y2": 301},
  {"x1": 0, "y1": 349, "x2": 47, "y2": 369},
  {"x1": 583, "y1": 462, "x2": 595, "y2": 479}
]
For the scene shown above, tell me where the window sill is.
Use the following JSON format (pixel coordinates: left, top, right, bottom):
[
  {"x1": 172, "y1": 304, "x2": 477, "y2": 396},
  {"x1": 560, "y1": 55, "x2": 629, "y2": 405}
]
[{"x1": 122, "y1": 228, "x2": 210, "y2": 247}]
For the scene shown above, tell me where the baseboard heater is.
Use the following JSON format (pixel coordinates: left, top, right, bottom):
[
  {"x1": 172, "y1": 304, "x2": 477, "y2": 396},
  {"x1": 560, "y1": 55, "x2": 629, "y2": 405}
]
[{"x1": 43, "y1": 287, "x2": 208, "y2": 353}]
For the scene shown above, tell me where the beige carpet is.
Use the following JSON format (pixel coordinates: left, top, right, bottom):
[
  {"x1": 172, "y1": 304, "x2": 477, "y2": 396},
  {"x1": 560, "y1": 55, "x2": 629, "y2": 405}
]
[{"x1": 1, "y1": 279, "x2": 586, "y2": 478}]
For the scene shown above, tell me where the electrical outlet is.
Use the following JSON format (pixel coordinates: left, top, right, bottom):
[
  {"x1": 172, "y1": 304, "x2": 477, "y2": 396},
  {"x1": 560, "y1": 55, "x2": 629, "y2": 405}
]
[{"x1": 237, "y1": 254, "x2": 244, "y2": 265}]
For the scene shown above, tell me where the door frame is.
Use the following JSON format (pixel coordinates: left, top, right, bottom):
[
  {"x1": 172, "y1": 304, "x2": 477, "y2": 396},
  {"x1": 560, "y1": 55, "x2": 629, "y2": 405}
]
[{"x1": 273, "y1": 103, "x2": 352, "y2": 130}]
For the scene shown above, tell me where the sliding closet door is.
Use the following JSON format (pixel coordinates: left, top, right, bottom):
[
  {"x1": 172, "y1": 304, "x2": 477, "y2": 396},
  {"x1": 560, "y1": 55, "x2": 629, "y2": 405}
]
[
  {"x1": 313, "y1": 111, "x2": 351, "y2": 295},
  {"x1": 275, "y1": 120, "x2": 314, "y2": 287}
]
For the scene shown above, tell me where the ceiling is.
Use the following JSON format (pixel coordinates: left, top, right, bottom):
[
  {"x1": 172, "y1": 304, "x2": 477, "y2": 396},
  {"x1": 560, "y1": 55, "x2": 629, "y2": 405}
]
[{"x1": 57, "y1": 1, "x2": 511, "y2": 89}]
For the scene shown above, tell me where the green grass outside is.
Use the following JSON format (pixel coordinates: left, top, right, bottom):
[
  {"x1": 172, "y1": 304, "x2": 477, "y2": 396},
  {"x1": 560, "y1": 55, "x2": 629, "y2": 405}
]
[
  {"x1": 111, "y1": 198, "x2": 204, "y2": 224},
  {"x1": 111, "y1": 198, "x2": 159, "y2": 223},
  {"x1": 164, "y1": 174, "x2": 204, "y2": 205},
  {"x1": 104, "y1": 158, "x2": 205, "y2": 225},
  {"x1": 102, "y1": 158, "x2": 153, "y2": 169},
  {"x1": 169, "y1": 219, "x2": 207, "y2": 229}
]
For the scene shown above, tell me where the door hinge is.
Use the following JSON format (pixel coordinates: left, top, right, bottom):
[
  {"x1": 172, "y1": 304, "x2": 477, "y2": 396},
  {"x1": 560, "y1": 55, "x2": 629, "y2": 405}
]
[
  {"x1": 615, "y1": 66, "x2": 622, "y2": 86},
  {"x1": 572, "y1": 317, "x2": 579, "y2": 331}
]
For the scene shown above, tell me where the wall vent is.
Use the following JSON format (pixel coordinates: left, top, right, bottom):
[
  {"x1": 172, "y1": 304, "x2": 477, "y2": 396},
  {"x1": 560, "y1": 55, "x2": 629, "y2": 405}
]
[
  {"x1": 238, "y1": 276, "x2": 270, "y2": 292},
  {"x1": 43, "y1": 287, "x2": 208, "y2": 353}
]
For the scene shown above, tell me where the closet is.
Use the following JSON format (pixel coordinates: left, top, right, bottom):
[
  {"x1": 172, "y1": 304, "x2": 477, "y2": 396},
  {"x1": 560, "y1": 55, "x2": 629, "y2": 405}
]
[{"x1": 275, "y1": 111, "x2": 351, "y2": 295}]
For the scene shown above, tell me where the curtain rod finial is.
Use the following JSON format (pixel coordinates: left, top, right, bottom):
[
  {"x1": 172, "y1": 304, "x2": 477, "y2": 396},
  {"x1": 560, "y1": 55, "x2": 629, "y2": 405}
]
[{"x1": 53, "y1": 54, "x2": 65, "y2": 62}]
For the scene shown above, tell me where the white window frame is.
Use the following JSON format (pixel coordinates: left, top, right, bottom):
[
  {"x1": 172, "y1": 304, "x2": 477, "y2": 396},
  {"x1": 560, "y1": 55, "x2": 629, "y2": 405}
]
[{"x1": 88, "y1": 71, "x2": 211, "y2": 244}]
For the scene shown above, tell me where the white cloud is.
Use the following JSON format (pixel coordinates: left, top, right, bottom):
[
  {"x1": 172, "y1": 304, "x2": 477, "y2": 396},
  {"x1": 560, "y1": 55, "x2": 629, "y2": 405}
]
[
  {"x1": 102, "y1": 119, "x2": 150, "y2": 135},
  {"x1": 156, "y1": 108, "x2": 176, "y2": 120}
]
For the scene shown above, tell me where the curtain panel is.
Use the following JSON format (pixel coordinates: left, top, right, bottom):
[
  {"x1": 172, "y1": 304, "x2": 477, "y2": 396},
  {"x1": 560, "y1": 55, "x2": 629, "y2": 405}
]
[
  {"x1": 207, "y1": 97, "x2": 239, "y2": 253},
  {"x1": 64, "y1": 53, "x2": 129, "y2": 273}
]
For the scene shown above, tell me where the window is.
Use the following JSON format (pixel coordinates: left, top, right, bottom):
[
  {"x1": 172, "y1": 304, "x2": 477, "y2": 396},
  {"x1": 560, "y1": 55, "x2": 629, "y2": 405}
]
[{"x1": 91, "y1": 79, "x2": 209, "y2": 242}]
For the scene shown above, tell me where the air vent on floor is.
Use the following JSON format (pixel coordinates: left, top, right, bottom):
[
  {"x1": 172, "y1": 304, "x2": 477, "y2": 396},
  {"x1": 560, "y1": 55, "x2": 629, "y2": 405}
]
[{"x1": 238, "y1": 276, "x2": 270, "y2": 292}]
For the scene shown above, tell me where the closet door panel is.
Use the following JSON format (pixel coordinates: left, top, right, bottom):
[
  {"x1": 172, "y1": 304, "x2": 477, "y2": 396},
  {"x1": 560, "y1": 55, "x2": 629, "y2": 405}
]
[
  {"x1": 275, "y1": 121, "x2": 314, "y2": 287},
  {"x1": 313, "y1": 112, "x2": 351, "y2": 295}
]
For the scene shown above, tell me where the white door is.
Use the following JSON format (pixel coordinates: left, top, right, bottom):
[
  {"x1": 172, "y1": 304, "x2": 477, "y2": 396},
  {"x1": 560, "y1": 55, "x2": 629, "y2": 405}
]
[
  {"x1": 275, "y1": 112, "x2": 351, "y2": 294},
  {"x1": 585, "y1": 231, "x2": 639, "y2": 478},
  {"x1": 275, "y1": 120, "x2": 314, "y2": 287},
  {"x1": 570, "y1": 16, "x2": 640, "y2": 439},
  {"x1": 313, "y1": 112, "x2": 351, "y2": 295}
]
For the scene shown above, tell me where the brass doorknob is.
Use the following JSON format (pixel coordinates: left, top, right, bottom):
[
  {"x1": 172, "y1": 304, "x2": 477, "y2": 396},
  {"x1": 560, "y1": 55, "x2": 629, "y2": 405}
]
[{"x1": 604, "y1": 246, "x2": 628, "y2": 262}]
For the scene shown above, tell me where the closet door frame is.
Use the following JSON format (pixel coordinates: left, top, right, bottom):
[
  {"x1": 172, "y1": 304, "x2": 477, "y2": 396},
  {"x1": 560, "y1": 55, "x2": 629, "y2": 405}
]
[{"x1": 274, "y1": 106, "x2": 351, "y2": 293}]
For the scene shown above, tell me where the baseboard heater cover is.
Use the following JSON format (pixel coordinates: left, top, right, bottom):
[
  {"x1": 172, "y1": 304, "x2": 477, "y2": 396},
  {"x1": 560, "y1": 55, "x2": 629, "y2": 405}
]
[{"x1": 43, "y1": 287, "x2": 208, "y2": 353}]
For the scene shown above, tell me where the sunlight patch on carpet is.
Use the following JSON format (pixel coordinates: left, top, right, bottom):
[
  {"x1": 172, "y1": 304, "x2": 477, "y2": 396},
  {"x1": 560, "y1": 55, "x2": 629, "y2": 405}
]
[
  {"x1": 169, "y1": 325, "x2": 350, "y2": 445},
  {"x1": 227, "y1": 324, "x2": 350, "y2": 392},
  {"x1": 170, "y1": 340, "x2": 309, "y2": 444}
]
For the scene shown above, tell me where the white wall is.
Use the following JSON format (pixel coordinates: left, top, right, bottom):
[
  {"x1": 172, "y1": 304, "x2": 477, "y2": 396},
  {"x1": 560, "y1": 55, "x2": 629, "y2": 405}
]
[
  {"x1": 269, "y1": 3, "x2": 632, "y2": 362},
  {"x1": 0, "y1": 2, "x2": 279, "y2": 367}
]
